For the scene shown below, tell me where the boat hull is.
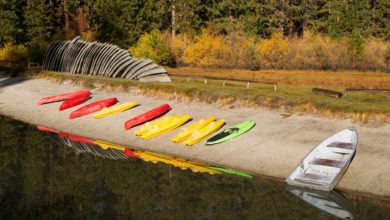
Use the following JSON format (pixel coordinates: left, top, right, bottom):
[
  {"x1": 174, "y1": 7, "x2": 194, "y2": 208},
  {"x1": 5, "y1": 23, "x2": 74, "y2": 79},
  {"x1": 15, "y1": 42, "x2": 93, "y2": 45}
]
[
  {"x1": 206, "y1": 120, "x2": 256, "y2": 145},
  {"x1": 93, "y1": 101, "x2": 138, "y2": 118},
  {"x1": 38, "y1": 90, "x2": 90, "y2": 105},
  {"x1": 69, "y1": 98, "x2": 117, "y2": 119},
  {"x1": 141, "y1": 115, "x2": 191, "y2": 139},
  {"x1": 171, "y1": 117, "x2": 215, "y2": 143},
  {"x1": 183, "y1": 119, "x2": 225, "y2": 146},
  {"x1": 59, "y1": 92, "x2": 90, "y2": 111},
  {"x1": 124, "y1": 104, "x2": 171, "y2": 130},
  {"x1": 285, "y1": 126, "x2": 358, "y2": 191},
  {"x1": 134, "y1": 115, "x2": 176, "y2": 136}
]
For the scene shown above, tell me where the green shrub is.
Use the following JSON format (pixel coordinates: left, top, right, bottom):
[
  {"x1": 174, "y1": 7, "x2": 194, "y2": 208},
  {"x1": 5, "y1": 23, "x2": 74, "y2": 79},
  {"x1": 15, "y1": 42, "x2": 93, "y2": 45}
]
[
  {"x1": 129, "y1": 30, "x2": 173, "y2": 66},
  {"x1": 27, "y1": 42, "x2": 49, "y2": 64}
]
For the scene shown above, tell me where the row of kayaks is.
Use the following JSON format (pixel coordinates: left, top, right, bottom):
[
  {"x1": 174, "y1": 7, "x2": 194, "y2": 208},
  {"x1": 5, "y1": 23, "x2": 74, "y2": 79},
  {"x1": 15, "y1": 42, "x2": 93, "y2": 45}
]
[
  {"x1": 37, "y1": 125, "x2": 253, "y2": 178},
  {"x1": 38, "y1": 89, "x2": 359, "y2": 191},
  {"x1": 38, "y1": 90, "x2": 256, "y2": 145}
]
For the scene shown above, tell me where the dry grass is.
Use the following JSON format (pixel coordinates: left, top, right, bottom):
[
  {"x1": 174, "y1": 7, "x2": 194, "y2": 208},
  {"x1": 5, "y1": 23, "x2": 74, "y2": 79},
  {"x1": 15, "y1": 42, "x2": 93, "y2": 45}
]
[{"x1": 168, "y1": 67, "x2": 390, "y2": 89}]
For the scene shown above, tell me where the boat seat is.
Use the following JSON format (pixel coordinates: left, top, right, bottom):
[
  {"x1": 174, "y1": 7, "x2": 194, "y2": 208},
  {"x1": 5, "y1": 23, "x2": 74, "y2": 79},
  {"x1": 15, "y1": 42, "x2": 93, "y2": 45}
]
[
  {"x1": 294, "y1": 173, "x2": 333, "y2": 185},
  {"x1": 310, "y1": 158, "x2": 345, "y2": 168},
  {"x1": 327, "y1": 142, "x2": 354, "y2": 150}
]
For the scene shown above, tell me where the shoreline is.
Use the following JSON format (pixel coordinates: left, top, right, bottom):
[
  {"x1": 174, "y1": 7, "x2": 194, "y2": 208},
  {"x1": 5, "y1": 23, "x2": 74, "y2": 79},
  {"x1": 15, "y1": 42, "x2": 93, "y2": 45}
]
[{"x1": 1, "y1": 76, "x2": 390, "y2": 198}]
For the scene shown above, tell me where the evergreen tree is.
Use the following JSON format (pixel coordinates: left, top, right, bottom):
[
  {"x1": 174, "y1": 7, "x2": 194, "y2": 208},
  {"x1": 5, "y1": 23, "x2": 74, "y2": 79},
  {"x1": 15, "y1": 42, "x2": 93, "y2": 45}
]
[
  {"x1": 306, "y1": 0, "x2": 329, "y2": 34},
  {"x1": 241, "y1": 0, "x2": 282, "y2": 38},
  {"x1": 0, "y1": 0, "x2": 26, "y2": 45},
  {"x1": 326, "y1": 0, "x2": 370, "y2": 38},
  {"x1": 95, "y1": 0, "x2": 169, "y2": 48},
  {"x1": 369, "y1": 0, "x2": 390, "y2": 39},
  {"x1": 173, "y1": 0, "x2": 214, "y2": 34},
  {"x1": 278, "y1": 0, "x2": 316, "y2": 38},
  {"x1": 24, "y1": 0, "x2": 54, "y2": 46}
]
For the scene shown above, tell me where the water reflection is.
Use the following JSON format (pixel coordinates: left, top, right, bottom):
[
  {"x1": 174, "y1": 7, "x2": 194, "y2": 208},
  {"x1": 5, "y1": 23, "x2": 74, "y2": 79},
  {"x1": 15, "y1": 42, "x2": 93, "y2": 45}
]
[
  {"x1": 1, "y1": 115, "x2": 390, "y2": 219},
  {"x1": 38, "y1": 126, "x2": 241, "y2": 176},
  {"x1": 286, "y1": 186, "x2": 354, "y2": 219}
]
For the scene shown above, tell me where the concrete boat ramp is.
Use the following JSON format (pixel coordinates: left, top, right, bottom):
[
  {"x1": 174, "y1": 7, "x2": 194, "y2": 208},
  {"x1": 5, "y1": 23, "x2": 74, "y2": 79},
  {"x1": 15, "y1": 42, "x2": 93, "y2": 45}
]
[{"x1": 1, "y1": 77, "x2": 390, "y2": 198}]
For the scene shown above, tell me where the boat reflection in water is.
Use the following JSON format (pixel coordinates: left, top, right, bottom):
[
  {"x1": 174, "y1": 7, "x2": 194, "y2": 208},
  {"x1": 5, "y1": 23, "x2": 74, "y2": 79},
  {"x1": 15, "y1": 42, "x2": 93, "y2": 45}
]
[
  {"x1": 37, "y1": 126, "x2": 253, "y2": 178},
  {"x1": 286, "y1": 186, "x2": 354, "y2": 219}
]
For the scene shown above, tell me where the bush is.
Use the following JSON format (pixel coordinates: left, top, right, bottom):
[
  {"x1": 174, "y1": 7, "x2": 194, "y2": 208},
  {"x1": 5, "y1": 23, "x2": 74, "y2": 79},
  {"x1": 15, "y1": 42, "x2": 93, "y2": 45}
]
[
  {"x1": 27, "y1": 41, "x2": 49, "y2": 64},
  {"x1": 129, "y1": 30, "x2": 173, "y2": 66},
  {"x1": 182, "y1": 29, "x2": 232, "y2": 67},
  {"x1": 50, "y1": 27, "x2": 77, "y2": 42},
  {"x1": 0, "y1": 42, "x2": 28, "y2": 61},
  {"x1": 151, "y1": 29, "x2": 390, "y2": 71},
  {"x1": 226, "y1": 32, "x2": 258, "y2": 68},
  {"x1": 362, "y1": 37, "x2": 390, "y2": 71},
  {"x1": 255, "y1": 32, "x2": 289, "y2": 69},
  {"x1": 81, "y1": 30, "x2": 97, "y2": 42},
  {"x1": 168, "y1": 33, "x2": 190, "y2": 66}
]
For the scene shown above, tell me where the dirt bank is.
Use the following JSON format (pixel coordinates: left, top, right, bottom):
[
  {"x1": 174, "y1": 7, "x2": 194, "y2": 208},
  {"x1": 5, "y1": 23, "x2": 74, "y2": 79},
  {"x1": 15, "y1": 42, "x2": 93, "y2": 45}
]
[{"x1": 1, "y1": 77, "x2": 389, "y2": 198}]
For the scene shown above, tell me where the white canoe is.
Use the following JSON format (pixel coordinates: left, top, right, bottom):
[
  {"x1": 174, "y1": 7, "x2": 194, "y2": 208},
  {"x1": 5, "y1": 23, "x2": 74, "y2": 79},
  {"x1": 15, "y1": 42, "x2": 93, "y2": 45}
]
[{"x1": 286, "y1": 126, "x2": 358, "y2": 191}]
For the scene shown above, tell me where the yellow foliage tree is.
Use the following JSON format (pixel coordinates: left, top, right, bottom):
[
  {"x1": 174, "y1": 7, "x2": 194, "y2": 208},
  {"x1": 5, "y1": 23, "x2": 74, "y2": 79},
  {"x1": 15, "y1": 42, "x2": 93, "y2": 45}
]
[
  {"x1": 168, "y1": 33, "x2": 190, "y2": 66},
  {"x1": 182, "y1": 29, "x2": 232, "y2": 67},
  {"x1": 255, "y1": 32, "x2": 289, "y2": 69},
  {"x1": 0, "y1": 42, "x2": 28, "y2": 61}
]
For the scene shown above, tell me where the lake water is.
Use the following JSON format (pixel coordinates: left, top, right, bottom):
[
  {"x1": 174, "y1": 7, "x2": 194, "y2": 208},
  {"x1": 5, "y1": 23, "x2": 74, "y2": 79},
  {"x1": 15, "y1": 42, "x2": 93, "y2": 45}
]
[{"x1": 1, "y1": 115, "x2": 389, "y2": 219}]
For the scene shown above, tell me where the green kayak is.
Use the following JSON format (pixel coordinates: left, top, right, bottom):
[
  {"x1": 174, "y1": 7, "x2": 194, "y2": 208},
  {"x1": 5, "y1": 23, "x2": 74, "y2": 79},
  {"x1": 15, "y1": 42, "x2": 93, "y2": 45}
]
[
  {"x1": 206, "y1": 166, "x2": 253, "y2": 178},
  {"x1": 205, "y1": 120, "x2": 255, "y2": 145}
]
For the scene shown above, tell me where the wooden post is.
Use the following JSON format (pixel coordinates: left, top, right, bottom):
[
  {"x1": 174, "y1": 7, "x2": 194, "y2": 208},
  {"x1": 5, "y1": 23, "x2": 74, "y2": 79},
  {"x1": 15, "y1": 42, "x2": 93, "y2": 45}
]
[
  {"x1": 204, "y1": 78, "x2": 207, "y2": 84},
  {"x1": 187, "y1": 76, "x2": 190, "y2": 82},
  {"x1": 247, "y1": 81, "x2": 250, "y2": 88},
  {"x1": 223, "y1": 80, "x2": 225, "y2": 87},
  {"x1": 274, "y1": 84, "x2": 277, "y2": 91}
]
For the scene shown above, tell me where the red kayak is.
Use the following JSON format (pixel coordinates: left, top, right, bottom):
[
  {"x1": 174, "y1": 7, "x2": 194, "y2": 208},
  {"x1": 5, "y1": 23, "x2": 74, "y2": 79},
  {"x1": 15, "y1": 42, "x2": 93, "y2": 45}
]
[
  {"x1": 124, "y1": 104, "x2": 171, "y2": 130},
  {"x1": 37, "y1": 90, "x2": 90, "y2": 105},
  {"x1": 59, "y1": 132, "x2": 70, "y2": 138},
  {"x1": 59, "y1": 92, "x2": 90, "y2": 111},
  {"x1": 69, "y1": 98, "x2": 117, "y2": 119},
  {"x1": 37, "y1": 125, "x2": 59, "y2": 133},
  {"x1": 124, "y1": 148, "x2": 141, "y2": 158},
  {"x1": 67, "y1": 134, "x2": 97, "y2": 145}
]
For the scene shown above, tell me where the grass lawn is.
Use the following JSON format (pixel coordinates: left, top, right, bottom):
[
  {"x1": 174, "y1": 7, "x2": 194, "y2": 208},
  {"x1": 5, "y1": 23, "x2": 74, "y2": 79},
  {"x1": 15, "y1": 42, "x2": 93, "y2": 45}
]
[{"x1": 36, "y1": 68, "x2": 390, "y2": 122}]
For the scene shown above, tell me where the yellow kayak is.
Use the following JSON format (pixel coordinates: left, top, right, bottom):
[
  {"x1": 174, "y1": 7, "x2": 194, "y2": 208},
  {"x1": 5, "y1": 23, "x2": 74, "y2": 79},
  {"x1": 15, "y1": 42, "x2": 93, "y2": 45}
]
[
  {"x1": 134, "y1": 115, "x2": 176, "y2": 136},
  {"x1": 93, "y1": 101, "x2": 138, "y2": 118},
  {"x1": 170, "y1": 158, "x2": 222, "y2": 175},
  {"x1": 141, "y1": 115, "x2": 191, "y2": 139},
  {"x1": 133, "y1": 151, "x2": 221, "y2": 175},
  {"x1": 183, "y1": 119, "x2": 225, "y2": 146},
  {"x1": 93, "y1": 140, "x2": 126, "y2": 151},
  {"x1": 171, "y1": 117, "x2": 215, "y2": 143},
  {"x1": 134, "y1": 151, "x2": 173, "y2": 164}
]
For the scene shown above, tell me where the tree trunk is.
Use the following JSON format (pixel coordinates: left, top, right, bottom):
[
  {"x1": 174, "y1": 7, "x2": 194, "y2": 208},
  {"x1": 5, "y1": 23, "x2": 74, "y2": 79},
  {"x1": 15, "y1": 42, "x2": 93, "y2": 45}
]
[
  {"x1": 171, "y1": 0, "x2": 176, "y2": 40},
  {"x1": 49, "y1": 0, "x2": 55, "y2": 26},
  {"x1": 79, "y1": 7, "x2": 84, "y2": 34},
  {"x1": 64, "y1": 0, "x2": 69, "y2": 29}
]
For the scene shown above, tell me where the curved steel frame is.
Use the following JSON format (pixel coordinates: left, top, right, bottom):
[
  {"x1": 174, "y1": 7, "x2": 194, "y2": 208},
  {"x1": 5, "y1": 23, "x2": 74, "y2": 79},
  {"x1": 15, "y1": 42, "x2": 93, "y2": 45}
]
[{"x1": 41, "y1": 37, "x2": 169, "y2": 82}]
